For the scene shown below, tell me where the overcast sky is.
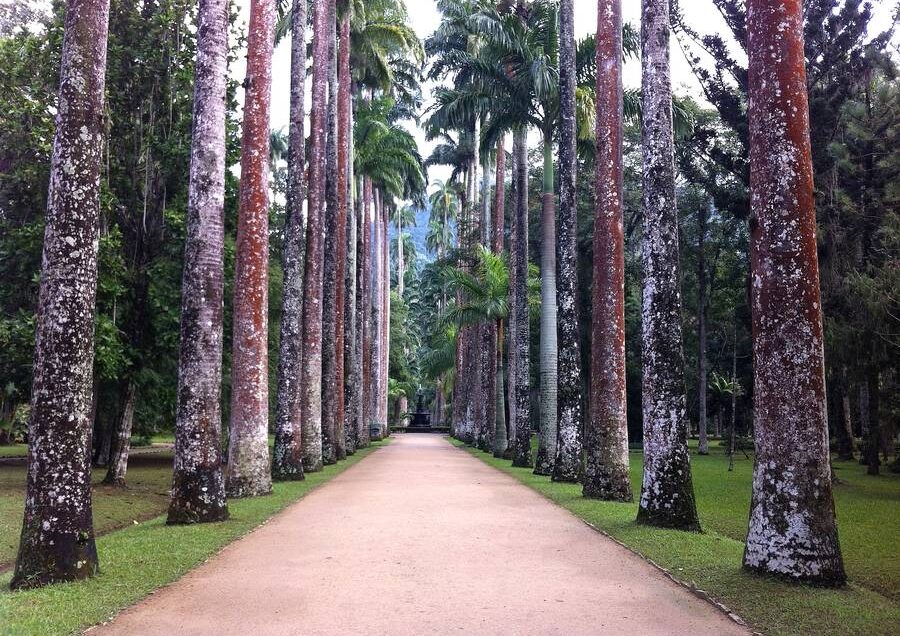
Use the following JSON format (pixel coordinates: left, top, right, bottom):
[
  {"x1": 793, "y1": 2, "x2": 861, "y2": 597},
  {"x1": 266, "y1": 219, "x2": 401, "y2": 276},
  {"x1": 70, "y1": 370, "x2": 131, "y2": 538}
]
[{"x1": 233, "y1": 0, "x2": 897, "y2": 188}]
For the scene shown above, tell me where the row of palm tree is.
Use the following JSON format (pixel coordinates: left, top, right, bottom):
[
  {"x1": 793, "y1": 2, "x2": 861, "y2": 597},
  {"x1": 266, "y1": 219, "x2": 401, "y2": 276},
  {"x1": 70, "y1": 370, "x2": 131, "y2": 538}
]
[
  {"x1": 423, "y1": 0, "x2": 845, "y2": 586},
  {"x1": 12, "y1": 0, "x2": 423, "y2": 589}
]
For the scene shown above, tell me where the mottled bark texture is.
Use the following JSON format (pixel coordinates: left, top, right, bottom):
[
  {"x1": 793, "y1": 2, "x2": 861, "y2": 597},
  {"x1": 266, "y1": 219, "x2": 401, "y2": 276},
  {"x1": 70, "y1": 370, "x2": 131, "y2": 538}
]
[
  {"x1": 584, "y1": 0, "x2": 632, "y2": 502},
  {"x1": 743, "y1": 0, "x2": 844, "y2": 584},
  {"x1": 227, "y1": 0, "x2": 275, "y2": 499},
  {"x1": 492, "y1": 140, "x2": 508, "y2": 457},
  {"x1": 511, "y1": 131, "x2": 533, "y2": 468},
  {"x1": 299, "y1": 0, "x2": 333, "y2": 472},
  {"x1": 272, "y1": 0, "x2": 307, "y2": 482},
  {"x1": 535, "y1": 139, "x2": 558, "y2": 476},
  {"x1": 353, "y1": 177, "x2": 369, "y2": 449},
  {"x1": 552, "y1": 0, "x2": 582, "y2": 483},
  {"x1": 169, "y1": 0, "x2": 231, "y2": 520},
  {"x1": 104, "y1": 382, "x2": 135, "y2": 487},
  {"x1": 340, "y1": 22, "x2": 357, "y2": 455},
  {"x1": 12, "y1": 0, "x2": 110, "y2": 588},
  {"x1": 381, "y1": 203, "x2": 391, "y2": 438},
  {"x1": 636, "y1": 0, "x2": 699, "y2": 530},
  {"x1": 321, "y1": 6, "x2": 341, "y2": 465},
  {"x1": 361, "y1": 178, "x2": 374, "y2": 444},
  {"x1": 370, "y1": 189, "x2": 384, "y2": 439},
  {"x1": 507, "y1": 142, "x2": 519, "y2": 453},
  {"x1": 697, "y1": 203, "x2": 709, "y2": 455}
]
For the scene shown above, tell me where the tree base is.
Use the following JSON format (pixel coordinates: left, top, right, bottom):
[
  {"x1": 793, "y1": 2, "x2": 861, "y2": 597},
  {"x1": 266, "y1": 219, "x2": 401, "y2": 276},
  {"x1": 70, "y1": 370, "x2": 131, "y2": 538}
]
[
  {"x1": 636, "y1": 508, "x2": 701, "y2": 532},
  {"x1": 742, "y1": 561, "x2": 846, "y2": 588},
  {"x1": 11, "y1": 532, "x2": 99, "y2": 590}
]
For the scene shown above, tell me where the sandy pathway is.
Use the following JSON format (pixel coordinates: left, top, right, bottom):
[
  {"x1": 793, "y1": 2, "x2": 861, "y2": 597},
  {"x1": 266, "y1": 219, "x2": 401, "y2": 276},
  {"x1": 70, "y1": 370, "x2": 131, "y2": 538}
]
[{"x1": 92, "y1": 434, "x2": 749, "y2": 636}]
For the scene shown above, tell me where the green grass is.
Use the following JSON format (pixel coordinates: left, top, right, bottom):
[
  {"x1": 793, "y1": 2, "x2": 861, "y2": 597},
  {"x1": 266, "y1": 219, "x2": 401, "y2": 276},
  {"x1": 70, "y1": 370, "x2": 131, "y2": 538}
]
[
  {"x1": 453, "y1": 437, "x2": 899, "y2": 636},
  {"x1": 0, "y1": 445, "x2": 27, "y2": 458},
  {"x1": 0, "y1": 441, "x2": 386, "y2": 636}
]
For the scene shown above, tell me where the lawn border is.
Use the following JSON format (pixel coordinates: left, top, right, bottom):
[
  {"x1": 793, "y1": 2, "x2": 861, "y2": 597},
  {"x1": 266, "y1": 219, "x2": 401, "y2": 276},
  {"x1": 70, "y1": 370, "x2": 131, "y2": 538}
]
[{"x1": 447, "y1": 437, "x2": 763, "y2": 635}]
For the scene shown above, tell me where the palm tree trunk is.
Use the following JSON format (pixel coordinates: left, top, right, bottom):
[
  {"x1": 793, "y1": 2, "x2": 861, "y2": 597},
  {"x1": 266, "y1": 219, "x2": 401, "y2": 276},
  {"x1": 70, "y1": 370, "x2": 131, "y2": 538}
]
[
  {"x1": 273, "y1": 0, "x2": 307, "y2": 481},
  {"x1": 397, "y1": 213, "x2": 404, "y2": 297},
  {"x1": 584, "y1": 0, "x2": 631, "y2": 502},
  {"x1": 299, "y1": 0, "x2": 333, "y2": 472},
  {"x1": 357, "y1": 176, "x2": 371, "y2": 448},
  {"x1": 535, "y1": 131, "x2": 558, "y2": 476},
  {"x1": 321, "y1": 4, "x2": 341, "y2": 465},
  {"x1": 552, "y1": 0, "x2": 583, "y2": 483},
  {"x1": 743, "y1": 0, "x2": 845, "y2": 584},
  {"x1": 340, "y1": 19, "x2": 356, "y2": 455},
  {"x1": 370, "y1": 188, "x2": 383, "y2": 439},
  {"x1": 511, "y1": 130, "x2": 532, "y2": 468},
  {"x1": 381, "y1": 201, "x2": 391, "y2": 437},
  {"x1": 697, "y1": 203, "x2": 709, "y2": 455},
  {"x1": 506, "y1": 137, "x2": 518, "y2": 453},
  {"x1": 12, "y1": 0, "x2": 110, "y2": 588},
  {"x1": 636, "y1": 0, "x2": 698, "y2": 530},
  {"x1": 493, "y1": 138, "x2": 508, "y2": 457},
  {"x1": 104, "y1": 382, "x2": 136, "y2": 487},
  {"x1": 226, "y1": 0, "x2": 275, "y2": 498}
]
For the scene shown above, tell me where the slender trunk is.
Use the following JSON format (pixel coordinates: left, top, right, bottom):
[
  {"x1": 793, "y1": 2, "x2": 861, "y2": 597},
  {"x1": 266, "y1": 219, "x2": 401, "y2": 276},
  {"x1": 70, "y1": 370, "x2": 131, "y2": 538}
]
[
  {"x1": 743, "y1": 0, "x2": 844, "y2": 584},
  {"x1": 397, "y1": 215, "x2": 404, "y2": 297},
  {"x1": 381, "y1": 201, "x2": 391, "y2": 438},
  {"x1": 493, "y1": 319, "x2": 508, "y2": 457},
  {"x1": 104, "y1": 382, "x2": 136, "y2": 487},
  {"x1": 299, "y1": 0, "x2": 333, "y2": 472},
  {"x1": 584, "y1": 0, "x2": 632, "y2": 501},
  {"x1": 321, "y1": 6, "x2": 340, "y2": 465},
  {"x1": 507, "y1": 139, "x2": 518, "y2": 453},
  {"x1": 12, "y1": 0, "x2": 110, "y2": 588},
  {"x1": 865, "y1": 367, "x2": 880, "y2": 475},
  {"x1": 341, "y1": 44, "x2": 356, "y2": 454},
  {"x1": 273, "y1": 0, "x2": 307, "y2": 481},
  {"x1": 227, "y1": 0, "x2": 275, "y2": 498},
  {"x1": 553, "y1": 0, "x2": 582, "y2": 483},
  {"x1": 698, "y1": 204, "x2": 709, "y2": 455},
  {"x1": 370, "y1": 189, "x2": 383, "y2": 439},
  {"x1": 361, "y1": 178, "x2": 374, "y2": 445},
  {"x1": 728, "y1": 325, "x2": 737, "y2": 472},
  {"x1": 841, "y1": 393, "x2": 854, "y2": 459},
  {"x1": 511, "y1": 130, "x2": 532, "y2": 468},
  {"x1": 636, "y1": 0, "x2": 699, "y2": 531}
]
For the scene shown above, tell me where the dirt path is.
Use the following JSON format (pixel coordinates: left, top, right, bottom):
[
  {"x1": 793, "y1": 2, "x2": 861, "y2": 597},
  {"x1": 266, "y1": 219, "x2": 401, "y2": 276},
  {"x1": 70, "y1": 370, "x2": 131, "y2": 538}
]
[{"x1": 92, "y1": 434, "x2": 749, "y2": 636}]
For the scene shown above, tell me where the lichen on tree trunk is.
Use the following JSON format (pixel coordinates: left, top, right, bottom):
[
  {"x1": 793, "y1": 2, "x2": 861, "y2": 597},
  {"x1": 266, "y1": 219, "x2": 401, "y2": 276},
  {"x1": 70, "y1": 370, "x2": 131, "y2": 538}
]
[
  {"x1": 12, "y1": 0, "x2": 111, "y2": 588},
  {"x1": 743, "y1": 0, "x2": 845, "y2": 584},
  {"x1": 635, "y1": 0, "x2": 699, "y2": 530},
  {"x1": 511, "y1": 131, "x2": 532, "y2": 468},
  {"x1": 104, "y1": 382, "x2": 136, "y2": 487}
]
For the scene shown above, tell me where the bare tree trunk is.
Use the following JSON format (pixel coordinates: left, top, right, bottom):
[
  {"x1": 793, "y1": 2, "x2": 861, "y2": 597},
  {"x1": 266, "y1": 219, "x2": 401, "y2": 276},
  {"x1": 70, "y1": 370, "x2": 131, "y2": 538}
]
[
  {"x1": 321, "y1": 4, "x2": 340, "y2": 465},
  {"x1": 104, "y1": 382, "x2": 136, "y2": 487},
  {"x1": 507, "y1": 138, "x2": 518, "y2": 453},
  {"x1": 272, "y1": 0, "x2": 307, "y2": 481},
  {"x1": 381, "y1": 201, "x2": 391, "y2": 438},
  {"x1": 340, "y1": 32, "x2": 356, "y2": 454},
  {"x1": 227, "y1": 0, "x2": 275, "y2": 498},
  {"x1": 12, "y1": 0, "x2": 110, "y2": 588},
  {"x1": 743, "y1": 0, "x2": 844, "y2": 584},
  {"x1": 361, "y1": 178, "x2": 374, "y2": 445},
  {"x1": 552, "y1": 0, "x2": 582, "y2": 483},
  {"x1": 584, "y1": 0, "x2": 632, "y2": 502},
  {"x1": 636, "y1": 0, "x2": 699, "y2": 531},
  {"x1": 299, "y1": 0, "x2": 333, "y2": 472},
  {"x1": 698, "y1": 203, "x2": 709, "y2": 455},
  {"x1": 511, "y1": 130, "x2": 533, "y2": 468},
  {"x1": 864, "y1": 367, "x2": 880, "y2": 475},
  {"x1": 370, "y1": 189, "x2": 383, "y2": 440},
  {"x1": 493, "y1": 138, "x2": 508, "y2": 457}
]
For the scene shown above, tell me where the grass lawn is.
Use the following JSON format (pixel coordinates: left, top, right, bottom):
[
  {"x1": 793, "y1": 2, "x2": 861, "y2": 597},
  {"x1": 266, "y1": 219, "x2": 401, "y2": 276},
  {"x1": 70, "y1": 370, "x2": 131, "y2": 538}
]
[
  {"x1": 0, "y1": 441, "x2": 386, "y2": 635},
  {"x1": 0, "y1": 445, "x2": 27, "y2": 458},
  {"x1": 453, "y1": 437, "x2": 899, "y2": 636}
]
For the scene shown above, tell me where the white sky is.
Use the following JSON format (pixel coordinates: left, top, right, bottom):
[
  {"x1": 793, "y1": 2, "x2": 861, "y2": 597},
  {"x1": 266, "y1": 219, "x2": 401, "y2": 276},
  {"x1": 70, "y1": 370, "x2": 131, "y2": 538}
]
[{"x1": 234, "y1": 0, "x2": 897, "y2": 188}]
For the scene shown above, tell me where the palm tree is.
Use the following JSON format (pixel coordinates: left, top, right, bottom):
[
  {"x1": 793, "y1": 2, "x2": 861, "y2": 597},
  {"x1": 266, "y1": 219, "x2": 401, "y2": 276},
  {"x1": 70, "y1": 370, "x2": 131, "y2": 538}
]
[
  {"x1": 742, "y1": 0, "x2": 844, "y2": 585},
  {"x1": 273, "y1": 0, "x2": 307, "y2": 481},
  {"x1": 300, "y1": 0, "x2": 334, "y2": 472},
  {"x1": 635, "y1": 0, "x2": 699, "y2": 531},
  {"x1": 427, "y1": 179, "x2": 459, "y2": 259},
  {"x1": 167, "y1": 0, "x2": 233, "y2": 518},
  {"x1": 391, "y1": 204, "x2": 417, "y2": 297},
  {"x1": 492, "y1": 137, "x2": 507, "y2": 457},
  {"x1": 510, "y1": 130, "x2": 532, "y2": 468},
  {"x1": 227, "y1": 0, "x2": 276, "y2": 498},
  {"x1": 338, "y1": 7, "x2": 354, "y2": 456},
  {"x1": 552, "y1": 0, "x2": 581, "y2": 483},
  {"x1": 11, "y1": 0, "x2": 110, "y2": 589},
  {"x1": 583, "y1": 0, "x2": 632, "y2": 502}
]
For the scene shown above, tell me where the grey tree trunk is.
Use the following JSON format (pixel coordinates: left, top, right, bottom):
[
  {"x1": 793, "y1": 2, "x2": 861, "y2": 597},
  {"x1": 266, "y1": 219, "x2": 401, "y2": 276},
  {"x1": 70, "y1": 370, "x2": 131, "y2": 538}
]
[
  {"x1": 321, "y1": 6, "x2": 340, "y2": 465},
  {"x1": 370, "y1": 189, "x2": 383, "y2": 440},
  {"x1": 584, "y1": 0, "x2": 632, "y2": 501},
  {"x1": 360, "y1": 178, "x2": 374, "y2": 446},
  {"x1": 507, "y1": 140, "x2": 519, "y2": 453},
  {"x1": 552, "y1": 0, "x2": 582, "y2": 483},
  {"x1": 697, "y1": 203, "x2": 709, "y2": 455},
  {"x1": 636, "y1": 0, "x2": 699, "y2": 531},
  {"x1": 299, "y1": 0, "x2": 333, "y2": 472},
  {"x1": 341, "y1": 40, "x2": 357, "y2": 454},
  {"x1": 104, "y1": 382, "x2": 136, "y2": 487},
  {"x1": 273, "y1": 0, "x2": 307, "y2": 481},
  {"x1": 227, "y1": 0, "x2": 275, "y2": 498},
  {"x1": 12, "y1": 0, "x2": 110, "y2": 589},
  {"x1": 381, "y1": 201, "x2": 391, "y2": 437},
  {"x1": 742, "y1": 0, "x2": 844, "y2": 584},
  {"x1": 493, "y1": 139, "x2": 508, "y2": 457},
  {"x1": 511, "y1": 131, "x2": 533, "y2": 468}
]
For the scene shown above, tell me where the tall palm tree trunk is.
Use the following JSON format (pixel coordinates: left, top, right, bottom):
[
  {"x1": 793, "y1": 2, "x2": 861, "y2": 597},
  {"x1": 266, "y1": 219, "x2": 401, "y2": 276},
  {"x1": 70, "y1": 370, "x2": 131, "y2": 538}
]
[
  {"x1": 299, "y1": 0, "x2": 333, "y2": 472},
  {"x1": 357, "y1": 176, "x2": 372, "y2": 447},
  {"x1": 370, "y1": 187, "x2": 383, "y2": 440},
  {"x1": 511, "y1": 130, "x2": 533, "y2": 468},
  {"x1": 584, "y1": 0, "x2": 632, "y2": 501},
  {"x1": 636, "y1": 0, "x2": 699, "y2": 530},
  {"x1": 552, "y1": 0, "x2": 583, "y2": 483},
  {"x1": 381, "y1": 201, "x2": 391, "y2": 437},
  {"x1": 12, "y1": 0, "x2": 110, "y2": 588},
  {"x1": 697, "y1": 203, "x2": 709, "y2": 455},
  {"x1": 321, "y1": 4, "x2": 341, "y2": 465},
  {"x1": 535, "y1": 132, "x2": 558, "y2": 476},
  {"x1": 493, "y1": 138, "x2": 508, "y2": 457},
  {"x1": 743, "y1": 0, "x2": 844, "y2": 585},
  {"x1": 227, "y1": 0, "x2": 275, "y2": 498},
  {"x1": 272, "y1": 0, "x2": 307, "y2": 481}
]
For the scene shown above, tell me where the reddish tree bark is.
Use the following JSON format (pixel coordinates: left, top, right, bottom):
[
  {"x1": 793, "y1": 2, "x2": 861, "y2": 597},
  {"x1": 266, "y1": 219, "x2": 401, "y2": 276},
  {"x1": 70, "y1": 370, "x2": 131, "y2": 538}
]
[
  {"x1": 584, "y1": 0, "x2": 632, "y2": 502},
  {"x1": 636, "y1": 0, "x2": 699, "y2": 530},
  {"x1": 272, "y1": 0, "x2": 307, "y2": 482},
  {"x1": 743, "y1": 0, "x2": 845, "y2": 585},
  {"x1": 227, "y1": 0, "x2": 275, "y2": 498},
  {"x1": 335, "y1": 13, "x2": 351, "y2": 456},
  {"x1": 299, "y1": 0, "x2": 333, "y2": 472},
  {"x1": 361, "y1": 178, "x2": 374, "y2": 443},
  {"x1": 12, "y1": 0, "x2": 110, "y2": 588}
]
